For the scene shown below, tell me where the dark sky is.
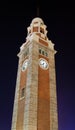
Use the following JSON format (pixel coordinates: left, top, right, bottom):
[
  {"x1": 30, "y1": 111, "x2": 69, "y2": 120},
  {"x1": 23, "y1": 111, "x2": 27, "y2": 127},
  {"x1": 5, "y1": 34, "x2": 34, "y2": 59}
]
[{"x1": 0, "y1": 1, "x2": 75, "y2": 130}]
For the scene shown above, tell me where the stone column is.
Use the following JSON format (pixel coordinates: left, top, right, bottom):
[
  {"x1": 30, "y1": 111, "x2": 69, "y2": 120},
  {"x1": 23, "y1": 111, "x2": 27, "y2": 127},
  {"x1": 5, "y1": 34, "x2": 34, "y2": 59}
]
[
  {"x1": 11, "y1": 56, "x2": 22, "y2": 130},
  {"x1": 49, "y1": 50, "x2": 58, "y2": 130},
  {"x1": 23, "y1": 40, "x2": 39, "y2": 130}
]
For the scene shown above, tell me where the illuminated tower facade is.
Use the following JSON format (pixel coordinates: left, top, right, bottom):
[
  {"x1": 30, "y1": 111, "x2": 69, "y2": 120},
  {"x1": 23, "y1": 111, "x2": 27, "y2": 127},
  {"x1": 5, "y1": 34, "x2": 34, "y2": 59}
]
[{"x1": 11, "y1": 17, "x2": 58, "y2": 130}]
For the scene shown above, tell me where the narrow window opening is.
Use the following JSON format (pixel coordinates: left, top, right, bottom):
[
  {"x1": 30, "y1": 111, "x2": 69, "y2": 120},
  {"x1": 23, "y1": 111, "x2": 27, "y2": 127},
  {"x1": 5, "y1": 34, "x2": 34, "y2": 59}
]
[
  {"x1": 39, "y1": 49, "x2": 41, "y2": 54},
  {"x1": 21, "y1": 88, "x2": 25, "y2": 98},
  {"x1": 40, "y1": 29, "x2": 44, "y2": 34},
  {"x1": 42, "y1": 50, "x2": 44, "y2": 55},
  {"x1": 45, "y1": 52, "x2": 48, "y2": 57},
  {"x1": 40, "y1": 28, "x2": 44, "y2": 34}
]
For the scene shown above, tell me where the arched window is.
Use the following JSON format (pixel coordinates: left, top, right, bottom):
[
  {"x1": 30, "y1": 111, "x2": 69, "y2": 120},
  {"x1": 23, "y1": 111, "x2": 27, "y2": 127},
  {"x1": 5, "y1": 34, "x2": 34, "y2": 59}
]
[{"x1": 40, "y1": 27, "x2": 44, "y2": 34}]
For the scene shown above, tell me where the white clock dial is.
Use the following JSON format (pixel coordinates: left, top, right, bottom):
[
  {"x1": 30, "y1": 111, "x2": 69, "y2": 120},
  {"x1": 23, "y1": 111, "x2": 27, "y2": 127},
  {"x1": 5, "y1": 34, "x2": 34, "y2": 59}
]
[
  {"x1": 22, "y1": 59, "x2": 28, "y2": 71},
  {"x1": 39, "y1": 58, "x2": 49, "y2": 70}
]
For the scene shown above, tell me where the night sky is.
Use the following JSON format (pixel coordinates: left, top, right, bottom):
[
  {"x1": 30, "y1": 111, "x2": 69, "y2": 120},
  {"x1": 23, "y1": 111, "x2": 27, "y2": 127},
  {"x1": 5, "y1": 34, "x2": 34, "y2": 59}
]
[{"x1": 0, "y1": 1, "x2": 75, "y2": 130}]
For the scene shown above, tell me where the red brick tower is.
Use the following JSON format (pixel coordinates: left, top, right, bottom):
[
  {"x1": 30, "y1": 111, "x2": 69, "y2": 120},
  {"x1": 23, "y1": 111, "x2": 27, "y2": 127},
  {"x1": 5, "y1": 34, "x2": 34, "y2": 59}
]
[{"x1": 11, "y1": 17, "x2": 58, "y2": 130}]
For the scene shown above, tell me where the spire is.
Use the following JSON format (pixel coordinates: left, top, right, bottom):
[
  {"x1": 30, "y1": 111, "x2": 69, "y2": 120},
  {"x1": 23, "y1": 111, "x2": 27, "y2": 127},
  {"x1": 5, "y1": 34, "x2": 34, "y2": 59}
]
[
  {"x1": 37, "y1": 7, "x2": 40, "y2": 17},
  {"x1": 37, "y1": 0, "x2": 40, "y2": 16}
]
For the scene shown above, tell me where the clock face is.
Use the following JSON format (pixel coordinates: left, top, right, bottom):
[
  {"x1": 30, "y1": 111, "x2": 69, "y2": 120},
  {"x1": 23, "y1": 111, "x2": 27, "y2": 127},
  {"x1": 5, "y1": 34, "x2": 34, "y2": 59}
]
[
  {"x1": 39, "y1": 58, "x2": 49, "y2": 70},
  {"x1": 22, "y1": 59, "x2": 28, "y2": 71}
]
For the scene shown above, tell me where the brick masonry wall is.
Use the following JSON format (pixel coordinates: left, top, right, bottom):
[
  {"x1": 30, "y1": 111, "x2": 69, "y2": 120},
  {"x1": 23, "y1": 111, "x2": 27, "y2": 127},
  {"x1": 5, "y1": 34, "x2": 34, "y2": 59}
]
[{"x1": 38, "y1": 55, "x2": 50, "y2": 130}]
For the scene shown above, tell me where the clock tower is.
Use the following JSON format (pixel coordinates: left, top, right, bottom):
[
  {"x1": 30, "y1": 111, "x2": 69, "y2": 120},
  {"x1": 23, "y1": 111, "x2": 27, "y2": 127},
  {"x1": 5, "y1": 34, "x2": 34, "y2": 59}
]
[{"x1": 11, "y1": 17, "x2": 58, "y2": 130}]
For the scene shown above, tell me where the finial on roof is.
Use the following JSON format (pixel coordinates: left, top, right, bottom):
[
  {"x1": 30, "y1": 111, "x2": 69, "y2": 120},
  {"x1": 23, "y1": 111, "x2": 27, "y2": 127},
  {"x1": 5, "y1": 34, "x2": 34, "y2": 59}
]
[{"x1": 37, "y1": 0, "x2": 40, "y2": 16}]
